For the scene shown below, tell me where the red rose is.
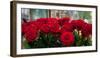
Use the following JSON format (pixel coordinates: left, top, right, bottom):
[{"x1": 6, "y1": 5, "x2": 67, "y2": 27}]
[
  {"x1": 22, "y1": 22, "x2": 29, "y2": 34},
  {"x1": 40, "y1": 22, "x2": 60, "y2": 33},
  {"x1": 40, "y1": 24, "x2": 50, "y2": 33},
  {"x1": 28, "y1": 21, "x2": 40, "y2": 30},
  {"x1": 60, "y1": 23, "x2": 73, "y2": 33},
  {"x1": 48, "y1": 22, "x2": 60, "y2": 33},
  {"x1": 82, "y1": 23, "x2": 92, "y2": 37},
  {"x1": 60, "y1": 32, "x2": 74, "y2": 46},
  {"x1": 36, "y1": 18, "x2": 48, "y2": 24},
  {"x1": 47, "y1": 18, "x2": 58, "y2": 24},
  {"x1": 22, "y1": 21, "x2": 38, "y2": 43},
  {"x1": 24, "y1": 24, "x2": 38, "y2": 43},
  {"x1": 36, "y1": 18, "x2": 59, "y2": 28},
  {"x1": 71, "y1": 19, "x2": 85, "y2": 30},
  {"x1": 58, "y1": 17, "x2": 70, "y2": 26},
  {"x1": 38, "y1": 18, "x2": 60, "y2": 33},
  {"x1": 22, "y1": 22, "x2": 27, "y2": 34},
  {"x1": 24, "y1": 30, "x2": 38, "y2": 43},
  {"x1": 37, "y1": 18, "x2": 58, "y2": 23}
]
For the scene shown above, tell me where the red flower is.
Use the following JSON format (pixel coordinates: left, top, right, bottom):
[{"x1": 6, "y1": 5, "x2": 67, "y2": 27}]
[
  {"x1": 38, "y1": 18, "x2": 60, "y2": 33},
  {"x1": 40, "y1": 22, "x2": 60, "y2": 33},
  {"x1": 22, "y1": 22, "x2": 38, "y2": 43},
  {"x1": 71, "y1": 19, "x2": 85, "y2": 30},
  {"x1": 48, "y1": 18, "x2": 58, "y2": 24},
  {"x1": 58, "y1": 17, "x2": 70, "y2": 26},
  {"x1": 60, "y1": 23, "x2": 73, "y2": 33},
  {"x1": 40, "y1": 24, "x2": 50, "y2": 33},
  {"x1": 22, "y1": 22, "x2": 27, "y2": 34},
  {"x1": 22, "y1": 22, "x2": 30, "y2": 34},
  {"x1": 36, "y1": 18, "x2": 48, "y2": 24},
  {"x1": 60, "y1": 32, "x2": 74, "y2": 46},
  {"x1": 48, "y1": 22, "x2": 60, "y2": 33},
  {"x1": 82, "y1": 23, "x2": 92, "y2": 37},
  {"x1": 25, "y1": 25, "x2": 38, "y2": 42},
  {"x1": 28, "y1": 21, "x2": 40, "y2": 30},
  {"x1": 24, "y1": 30, "x2": 38, "y2": 43}
]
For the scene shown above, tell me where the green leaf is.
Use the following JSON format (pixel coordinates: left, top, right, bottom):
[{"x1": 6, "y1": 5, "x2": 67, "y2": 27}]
[
  {"x1": 73, "y1": 30, "x2": 79, "y2": 45},
  {"x1": 47, "y1": 33, "x2": 56, "y2": 47},
  {"x1": 73, "y1": 30, "x2": 83, "y2": 46},
  {"x1": 23, "y1": 40, "x2": 31, "y2": 49},
  {"x1": 83, "y1": 38, "x2": 92, "y2": 46},
  {"x1": 33, "y1": 39, "x2": 46, "y2": 48}
]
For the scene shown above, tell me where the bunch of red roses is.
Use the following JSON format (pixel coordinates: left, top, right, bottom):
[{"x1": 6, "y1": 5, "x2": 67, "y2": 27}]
[{"x1": 22, "y1": 17, "x2": 92, "y2": 48}]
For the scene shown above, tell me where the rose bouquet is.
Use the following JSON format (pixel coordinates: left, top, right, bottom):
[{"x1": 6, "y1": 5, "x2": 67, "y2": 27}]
[{"x1": 22, "y1": 17, "x2": 92, "y2": 49}]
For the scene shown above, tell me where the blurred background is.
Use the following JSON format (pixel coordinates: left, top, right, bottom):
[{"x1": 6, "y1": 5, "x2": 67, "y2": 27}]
[{"x1": 21, "y1": 8, "x2": 92, "y2": 23}]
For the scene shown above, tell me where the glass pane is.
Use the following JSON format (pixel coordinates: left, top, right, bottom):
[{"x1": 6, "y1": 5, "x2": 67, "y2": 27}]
[{"x1": 30, "y1": 9, "x2": 48, "y2": 20}]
